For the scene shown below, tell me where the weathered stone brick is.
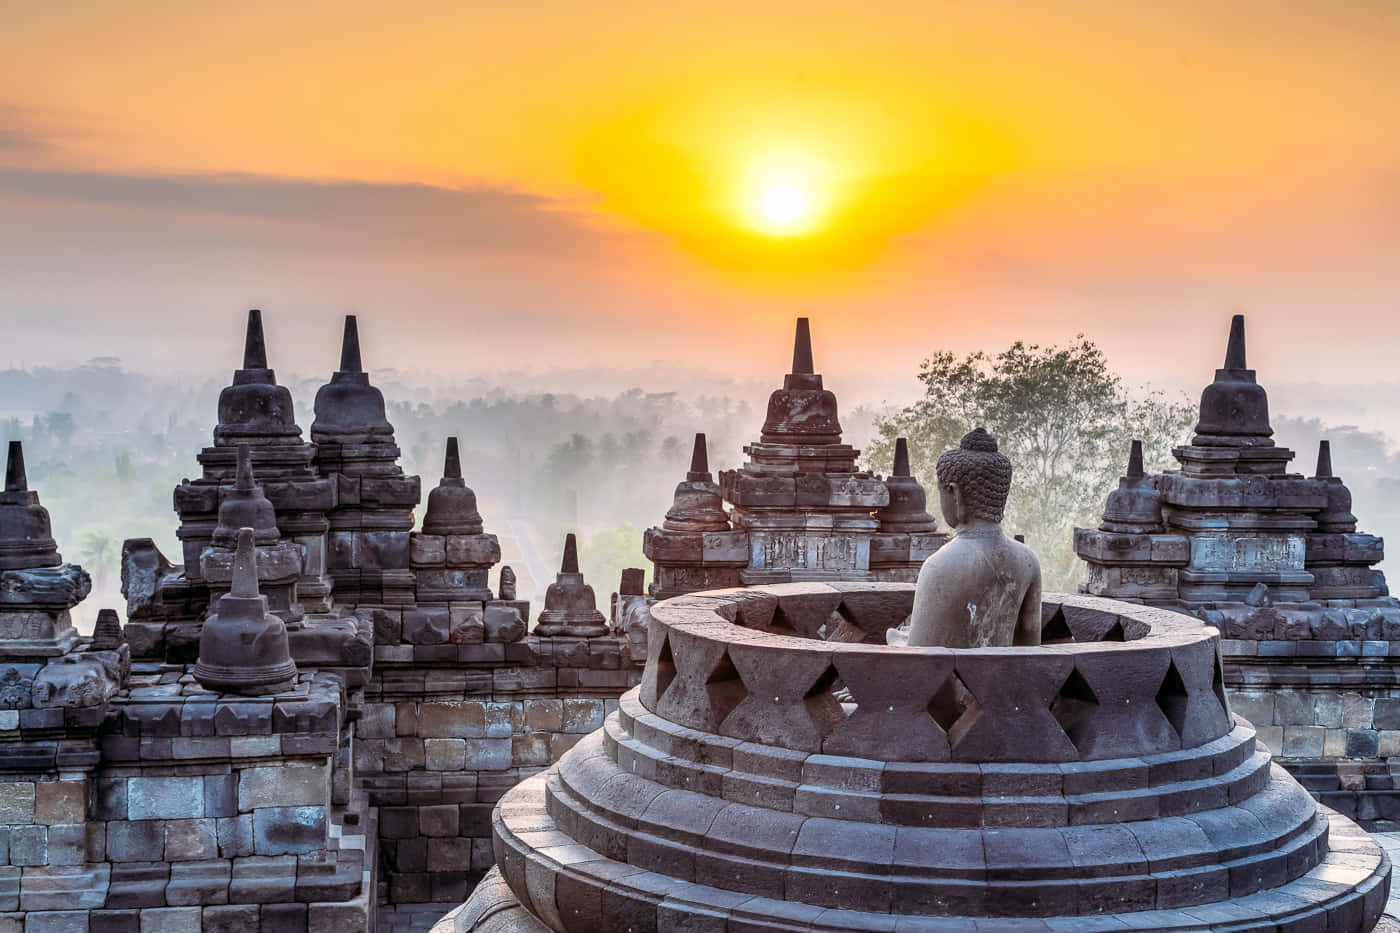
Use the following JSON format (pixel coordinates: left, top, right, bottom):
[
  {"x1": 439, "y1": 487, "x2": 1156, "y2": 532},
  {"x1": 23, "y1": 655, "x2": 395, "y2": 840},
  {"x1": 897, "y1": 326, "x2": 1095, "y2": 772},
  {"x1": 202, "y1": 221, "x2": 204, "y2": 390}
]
[
  {"x1": 1346, "y1": 729, "x2": 1380, "y2": 758},
  {"x1": 1342, "y1": 692, "x2": 1375, "y2": 728},
  {"x1": 229, "y1": 855, "x2": 296, "y2": 904},
  {"x1": 89, "y1": 911, "x2": 139, "y2": 933},
  {"x1": 402, "y1": 608, "x2": 450, "y2": 645},
  {"x1": 107, "y1": 821, "x2": 164, "y2": 862},
  {"x1": 0, "y1": 784, "x2": 34, "y2": 825},
  {"x1": 307, "y1": 901, "x2": 369, "y2": 933},
  {"x1": 216, "y1": 815, "x2": 253, "y2": 859},
  {"x1": 164, "y1": 819, "x2": 218, "y2": 861},
  {"x1": 381, "y1": 739, "x2": 425, "y2": 773},
  {"x1": 259, "y1": 903, "x2": 307, "y2": 931},
  {"x1": 462, "y1": 738, "x2": 512, "y2": 771},
  {"x1": 409, "y1": 534, "x2": 445, "y2": 567},
  {"x1": 22, "y1": 910, "x2": 88, "y2": 933},
  {"x1": 449, "y1": 605, "x2": 485, "y2": 644},
  {"x1": 165, "y1": 860, "x2": 231, "y2": 906},
  {"x1": 356, "y1": 704, "x2": 394, "y2": 739},
  {"x1": 550, "y1": 733, "x2": 585, "y2": 761},
  {"x1": 1373, "y1": 698, "x2": 1400, "y2": 731},
  {"x1": 139, "y1": 907, "x2": 202, "y2": 933},
  {"x1": 512, "y1": 733, "x2": 550, "y2": 767},
  {"x1": 1282, "y1": 725, "x2": 1324, "y2": 757},
  {"x1": 252, "y1": 806, "x2": 324, "y2": 856},
  {"x1": 394, "y1": 702, "x2": 418, "y2": 737},
  {"x1": 238, "y1": 762, "x2": 326, "y2": 811},
  {"x1": 33, "y1": 781, "x2": 84, "y2": 825},
  {"x1": 418, "y1": 804, "x2": 458, "y2": 837},
  {"x1": 522, "y1": 699, "x2": 563, "y2": 733},
  {"x1": 418, "y1": 701, "x2": 485, "y2": 739},
  {"x1": 202, "y1": 903, "x2": 260, "y2": 933},
  {"x1": 9, "y1": 826, "x2": 45, "y2": 866},
  {"x1": 425, "y1": 739, "x2": 466, "y2": 772},
  {"x1": 203, "y1": 775, "x2": 237, "y2": 819},
  {"x1": 426, "y1": 837, "x2": 473, "y2": 872},
  {"x1": 45, "y1": 824, "x2": 84, "y2": 865},
  {"x1": 128, "y1": 777, "x2": 203, "y2": 821},
  {"x1": 562, "y1": 698, "x2": 605, "y2": 733}
]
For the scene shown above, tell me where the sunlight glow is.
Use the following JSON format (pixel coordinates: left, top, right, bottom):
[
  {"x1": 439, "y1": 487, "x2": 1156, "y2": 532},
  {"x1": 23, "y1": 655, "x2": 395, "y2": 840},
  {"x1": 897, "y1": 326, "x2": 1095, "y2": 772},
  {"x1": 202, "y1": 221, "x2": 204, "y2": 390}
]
[{"x1": 761, "y1": 183, "x2": 807, "y2": 226}]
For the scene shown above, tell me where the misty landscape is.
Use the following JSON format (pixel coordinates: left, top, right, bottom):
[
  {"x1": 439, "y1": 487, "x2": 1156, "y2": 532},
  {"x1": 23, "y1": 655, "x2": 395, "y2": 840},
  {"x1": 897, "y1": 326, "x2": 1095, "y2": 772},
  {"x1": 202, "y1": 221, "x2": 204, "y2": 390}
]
[{"x1": 7, "y1": 338, "x2": 1400, "y2": 634}]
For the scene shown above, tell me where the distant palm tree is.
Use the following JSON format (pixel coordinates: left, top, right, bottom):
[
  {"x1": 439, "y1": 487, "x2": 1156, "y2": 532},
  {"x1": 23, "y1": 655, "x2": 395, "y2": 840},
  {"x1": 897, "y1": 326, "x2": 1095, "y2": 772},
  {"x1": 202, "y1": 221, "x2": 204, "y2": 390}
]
[{"x1": 79, "y1": 531, "x2": 118, "y2": 591}]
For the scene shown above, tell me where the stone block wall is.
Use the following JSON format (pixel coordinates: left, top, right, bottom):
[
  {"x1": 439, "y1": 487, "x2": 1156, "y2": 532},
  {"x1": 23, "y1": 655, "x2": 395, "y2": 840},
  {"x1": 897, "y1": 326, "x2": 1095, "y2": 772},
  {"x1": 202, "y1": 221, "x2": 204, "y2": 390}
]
[
  {"x1": 0, "y1": 665, "x2": 376, "y2": 932},
  {"x1": 1223, "y1": 626, "x2": 1400, "y2": 826},
  {"x1": 358, "y1": 634, "x2": 639, "y2": 904}
]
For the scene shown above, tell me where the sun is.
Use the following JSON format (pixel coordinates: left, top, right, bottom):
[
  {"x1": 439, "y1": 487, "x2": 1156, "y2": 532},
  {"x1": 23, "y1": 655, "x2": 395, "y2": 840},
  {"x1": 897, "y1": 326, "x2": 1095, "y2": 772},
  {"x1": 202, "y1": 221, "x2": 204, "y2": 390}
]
[{"x1": 761, "y1": 183, "x2": 807, "y2": 227}]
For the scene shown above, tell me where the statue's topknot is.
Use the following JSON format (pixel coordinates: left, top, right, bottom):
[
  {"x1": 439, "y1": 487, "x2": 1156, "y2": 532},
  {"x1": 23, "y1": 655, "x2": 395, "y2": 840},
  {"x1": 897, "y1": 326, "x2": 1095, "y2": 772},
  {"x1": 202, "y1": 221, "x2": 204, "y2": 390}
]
[
  {"x1": 960, "y1": 428, "x2": 999, "y2": 453},
  {"x1": 936, "y1": 427, "x2": 1013, "y2": 523}
]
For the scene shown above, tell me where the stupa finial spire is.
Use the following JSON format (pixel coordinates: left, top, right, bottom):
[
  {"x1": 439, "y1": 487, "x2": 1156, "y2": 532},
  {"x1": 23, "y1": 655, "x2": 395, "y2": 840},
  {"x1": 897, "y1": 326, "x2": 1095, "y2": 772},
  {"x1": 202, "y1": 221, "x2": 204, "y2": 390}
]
[
  {"x1": 229, "y1": 527, "x2": 260, "y2": 599},
  {"x1": 893, "y1": 437, "x2": 911, "y2": 477},
  {"x1": 340, "y1": 314, "x2": 362, "y2": 373},
  {"x1": 233, "y1": 445, "x2": 255, "y2": 492},
  {"x1": 4, "y1": 441, "x2": 25, "y2": 492},
  {"x1": 561, "y1": 533, "x2": 580, "y2": 574},
  {"x1": 689, "y1": 433, "x2": 709, "y2": 475},
  {"x1": 1316, "y1": 440, "x2": 1333, "y2": 479},
  {"x1": 444, "y1": 437, "x2": 462, "y2": 480},
  {"x1": 792, "y1": 317, "x2": 814, "y2": 375},
  {"x1": 243, "y1": 309, "x2": 268, "y2": 370},
  {"x1": 1127, "y1": 440, "x2": 1145, "y2": 479},
  {"x1": 1224, "y1": 314, "x2": 1247, "y2": 370}
]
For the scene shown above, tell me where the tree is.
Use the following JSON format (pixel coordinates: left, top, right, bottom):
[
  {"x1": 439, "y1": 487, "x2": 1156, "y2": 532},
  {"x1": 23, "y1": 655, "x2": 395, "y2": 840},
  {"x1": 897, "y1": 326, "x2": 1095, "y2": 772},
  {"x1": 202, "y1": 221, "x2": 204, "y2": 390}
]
[
  {"x1": 79, "y1": 530, "x2": 118, "y2": 591},
  {"x1": 864, "y1": 337, "x2": 1194, "y2": 590}
]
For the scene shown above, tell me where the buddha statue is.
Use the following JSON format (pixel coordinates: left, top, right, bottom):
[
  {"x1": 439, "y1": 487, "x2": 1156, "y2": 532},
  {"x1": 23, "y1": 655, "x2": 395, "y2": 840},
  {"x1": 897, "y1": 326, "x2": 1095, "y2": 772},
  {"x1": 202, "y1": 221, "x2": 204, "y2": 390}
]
[{"x1": 906, "y1": 428, "x2": 1041, "y2": 648}]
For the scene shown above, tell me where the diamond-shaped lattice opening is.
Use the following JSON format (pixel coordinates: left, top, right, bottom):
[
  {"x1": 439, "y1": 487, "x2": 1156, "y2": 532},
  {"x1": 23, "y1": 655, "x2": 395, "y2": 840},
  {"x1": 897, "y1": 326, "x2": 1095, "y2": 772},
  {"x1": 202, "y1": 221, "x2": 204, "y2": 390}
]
[
  {"x1": 927, "y1": 669, "x2": 977, "y2": 735},
  {"x1": 1156, "y1": 660, "x2": 1190, "y2": 738},
  {"x1": 1041, "y1": 608, "x2": 1074, "y2": 644},
  {"x1": 804, "y1": 663, "x2": 847, "y2": 733},
  {"x1": 705, "y1": 650, "x2": 748, "y2": 725},
  {"x1": 823, "y1": 604, "x2": 869, "y2": 643},
  {"x1": 652, "y1": 636, "x2": 677, "y2": 702},
  {"x1": 1051, "y1": 667, "x2": 1100, "y2": 749},
  {"x1": 1100, "y1": 620, "x2": 1126, "y2": 642},
  {"x1": 768, "y1": 604, "x2": 800, "y2": 636},
  {"x1": 1212, "y1": 651, "x2": 1231, "y2": 719}
]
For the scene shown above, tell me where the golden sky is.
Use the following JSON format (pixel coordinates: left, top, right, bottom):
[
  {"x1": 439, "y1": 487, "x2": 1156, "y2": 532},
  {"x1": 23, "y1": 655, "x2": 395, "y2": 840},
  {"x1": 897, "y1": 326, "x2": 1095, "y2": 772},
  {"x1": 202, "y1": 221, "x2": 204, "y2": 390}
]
[{"x1": 1, "y1": 1, "x2": 1397, "y2": 393}]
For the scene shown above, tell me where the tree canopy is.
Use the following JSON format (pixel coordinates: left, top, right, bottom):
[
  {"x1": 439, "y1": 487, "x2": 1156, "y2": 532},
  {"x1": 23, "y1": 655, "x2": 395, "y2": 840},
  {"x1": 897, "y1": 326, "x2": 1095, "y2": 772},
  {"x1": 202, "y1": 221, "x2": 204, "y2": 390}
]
[{"x1": 864, "y1": 337, "x2": 1194, "y2": 590}]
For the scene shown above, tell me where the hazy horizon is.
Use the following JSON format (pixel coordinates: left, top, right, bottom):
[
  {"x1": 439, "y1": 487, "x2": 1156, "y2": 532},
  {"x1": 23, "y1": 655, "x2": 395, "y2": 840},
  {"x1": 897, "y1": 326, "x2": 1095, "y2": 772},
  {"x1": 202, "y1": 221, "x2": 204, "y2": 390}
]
[{"x1": 3, "y1": 2, "x2": 1397, "y2": 396}]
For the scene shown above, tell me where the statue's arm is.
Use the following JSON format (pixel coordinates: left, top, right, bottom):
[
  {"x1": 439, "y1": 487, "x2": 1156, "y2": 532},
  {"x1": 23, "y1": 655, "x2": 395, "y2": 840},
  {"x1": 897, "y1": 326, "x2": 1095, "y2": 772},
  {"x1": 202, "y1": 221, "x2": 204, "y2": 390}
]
[
  {"x1": 1014, "y1": 561, "x2": 1042, "y2": 646},
  {"x1": 906, "y1": 556, "x2": 943, "y2": 647}
]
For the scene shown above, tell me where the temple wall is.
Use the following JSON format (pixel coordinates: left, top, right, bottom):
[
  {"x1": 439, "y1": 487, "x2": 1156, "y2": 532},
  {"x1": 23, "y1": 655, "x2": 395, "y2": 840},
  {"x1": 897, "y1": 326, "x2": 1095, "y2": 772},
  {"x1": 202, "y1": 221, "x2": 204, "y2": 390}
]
[
  {"x1": 1223, "y1": 629, "x2": 1400, "y2": 825},
  {"x1": 356, "y1": 632, "x2": 639, "y2": 905},
  {"x1": 0, "y1": 668, "x2": 374, "y2": 933}
]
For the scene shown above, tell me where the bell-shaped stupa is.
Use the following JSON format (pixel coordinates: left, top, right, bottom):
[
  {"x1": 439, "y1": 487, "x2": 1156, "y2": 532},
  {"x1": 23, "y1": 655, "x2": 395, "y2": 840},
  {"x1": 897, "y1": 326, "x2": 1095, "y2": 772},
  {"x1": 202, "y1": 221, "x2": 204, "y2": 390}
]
[
  {"x1": 0, "y1": 441, "x2": 60, "y2": 570},
  {"x1": 194, "y1": 527, "x2": 298, "y2": 695},
  {"x1": 214, "y1": 309, "x2": 303, "y2": 445},
  {"x1": 533, "y1": 533, "x2": 608, "y2": 637},
  {"x1": 660, "y1": 434, "x2": 729, "y2": 533},
  {"x1": 874, "y1": 437, "x2": 937, "y2": 534},
  {"x1": 310, "y1": 315, "x2": 394, "y2": 442},
  {"x1": 1098, "y1": 439, "x2": 1164, "y2": 533}
]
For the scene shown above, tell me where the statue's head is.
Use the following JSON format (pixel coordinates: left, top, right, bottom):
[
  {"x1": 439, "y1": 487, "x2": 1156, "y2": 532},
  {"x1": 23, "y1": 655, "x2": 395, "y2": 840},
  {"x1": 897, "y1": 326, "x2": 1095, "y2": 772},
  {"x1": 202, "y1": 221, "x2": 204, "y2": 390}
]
[{"x1": 935, "y1": 428, "x2": 1012, "y2": 527}]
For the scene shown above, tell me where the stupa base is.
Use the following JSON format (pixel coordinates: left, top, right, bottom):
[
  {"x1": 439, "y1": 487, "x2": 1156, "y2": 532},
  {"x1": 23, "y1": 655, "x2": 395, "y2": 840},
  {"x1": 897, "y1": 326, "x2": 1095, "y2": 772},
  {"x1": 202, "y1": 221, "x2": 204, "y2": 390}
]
[{"x1": 445, "y1": 772, "x2": 1390, "y2": 932}]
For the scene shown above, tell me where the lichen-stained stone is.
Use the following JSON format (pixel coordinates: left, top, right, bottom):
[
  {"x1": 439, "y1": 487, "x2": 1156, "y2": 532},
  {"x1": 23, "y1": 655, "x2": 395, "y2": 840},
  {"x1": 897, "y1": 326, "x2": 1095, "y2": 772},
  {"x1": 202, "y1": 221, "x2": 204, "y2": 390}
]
[
  {"x1": 251, "y1": 806, "x2": 324, "y2": 856},
  {"x1": 127, "y1": 776, "x2": 204, "y2": 821},
  {"x1": 237, "y1": 761, "x2": 327, "y2": 811},
  {"x1": 0, "y1": 783, "x2": 34, "y2": 824}
]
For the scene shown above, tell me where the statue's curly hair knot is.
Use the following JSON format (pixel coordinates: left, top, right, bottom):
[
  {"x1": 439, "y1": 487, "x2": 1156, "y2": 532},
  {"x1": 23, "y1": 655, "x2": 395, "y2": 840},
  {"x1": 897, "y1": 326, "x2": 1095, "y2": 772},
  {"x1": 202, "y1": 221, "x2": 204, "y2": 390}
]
[{"x1": 935, "y1": 428, "x2": 1012, "y2": 523}]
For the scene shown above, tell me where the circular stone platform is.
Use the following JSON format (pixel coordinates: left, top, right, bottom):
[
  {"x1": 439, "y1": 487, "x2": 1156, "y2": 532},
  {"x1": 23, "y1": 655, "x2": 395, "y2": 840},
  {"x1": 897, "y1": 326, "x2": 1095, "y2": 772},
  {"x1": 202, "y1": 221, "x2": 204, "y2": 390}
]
[{"x1": 439, "y1": 584, "x2": 1392, "y2": 932}]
